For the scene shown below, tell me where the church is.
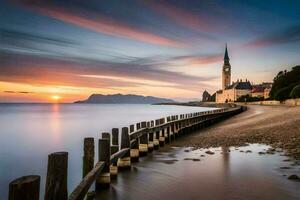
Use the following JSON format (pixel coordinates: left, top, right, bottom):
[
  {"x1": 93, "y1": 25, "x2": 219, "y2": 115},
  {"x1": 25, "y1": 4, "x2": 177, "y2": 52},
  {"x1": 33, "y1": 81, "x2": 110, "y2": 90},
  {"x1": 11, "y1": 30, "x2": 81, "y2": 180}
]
[
  {"x1": 216, "y1": 45, "x2": 253, "y2": 103},
  {"x1": 215, "y1": 45, "x2": 272, "y2": 103}
]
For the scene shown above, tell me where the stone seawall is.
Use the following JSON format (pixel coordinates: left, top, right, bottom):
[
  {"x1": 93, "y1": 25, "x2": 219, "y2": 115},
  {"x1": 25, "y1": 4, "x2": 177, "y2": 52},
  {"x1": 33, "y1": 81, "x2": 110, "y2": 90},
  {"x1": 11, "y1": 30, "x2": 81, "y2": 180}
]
[{"x1": 241, "y1": 98, "x2": 300, "y2": 106}]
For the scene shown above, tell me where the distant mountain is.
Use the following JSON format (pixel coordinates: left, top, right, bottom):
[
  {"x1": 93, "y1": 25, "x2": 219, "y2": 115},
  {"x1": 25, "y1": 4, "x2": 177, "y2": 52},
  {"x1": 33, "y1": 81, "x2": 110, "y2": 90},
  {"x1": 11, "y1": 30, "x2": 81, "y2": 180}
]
[{"x1": 74, "y1": 94, "x2": 176, "y2": 104}]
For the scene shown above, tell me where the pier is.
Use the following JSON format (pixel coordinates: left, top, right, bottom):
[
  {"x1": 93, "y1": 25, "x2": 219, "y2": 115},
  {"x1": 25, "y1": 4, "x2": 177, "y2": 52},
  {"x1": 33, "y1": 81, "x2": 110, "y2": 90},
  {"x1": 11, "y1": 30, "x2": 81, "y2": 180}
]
[{"x1": 8, "y1": 105, "x2": 245, "y2": 200}]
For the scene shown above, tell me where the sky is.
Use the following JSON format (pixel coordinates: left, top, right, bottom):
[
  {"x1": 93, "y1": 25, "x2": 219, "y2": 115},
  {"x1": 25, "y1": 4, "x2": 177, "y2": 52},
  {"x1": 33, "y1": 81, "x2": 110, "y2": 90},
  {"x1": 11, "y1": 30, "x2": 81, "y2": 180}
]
[{"x1": 0, "y1": 0, "x2": 300, "y2": 103}]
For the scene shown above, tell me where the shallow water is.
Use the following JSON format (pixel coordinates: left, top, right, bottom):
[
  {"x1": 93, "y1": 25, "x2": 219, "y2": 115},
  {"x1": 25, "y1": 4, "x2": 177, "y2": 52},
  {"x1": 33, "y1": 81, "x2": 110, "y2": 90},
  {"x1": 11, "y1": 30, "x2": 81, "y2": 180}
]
[
  {"x1": 97, "y1": 144, "x2": 300, "y2": 200},
  {"x1": 0, "y1": 103, "x2": 214, "y2": 199}
]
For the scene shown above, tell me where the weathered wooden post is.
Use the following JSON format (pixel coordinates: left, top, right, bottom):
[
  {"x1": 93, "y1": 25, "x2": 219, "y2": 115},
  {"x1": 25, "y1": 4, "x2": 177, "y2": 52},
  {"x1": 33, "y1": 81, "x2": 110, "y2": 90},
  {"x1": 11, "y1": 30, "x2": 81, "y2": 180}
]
[
  {"x1": 96, "y1": 139, "x2": 110, "y2": 189},
  {"x1": 102, "y1": 132, "x2": 118, "y2": 179},
  {"x1": 111, "y1": 128, "x2": 119, "y2": 153},
  {"x1": 159, "y1": 118, "x2": 165, "y2": 147},
  {"x1": 111, "y1": 128, "x2": 119, "y2": 178},
  {"x1": 130, "y1": 124, "x2": 139, "y2": 162},
  {"x1": 170, "y1": 123, "x2": 175, "y2": 141},
  {"x1": 102, "y1": 132, "x2": 110, "y2": 140},
  {"x1": 44, "y1": 152, "x2": 68, "y2": 200},
  {"x1": 139, "y1": 121, "x2": 148, "y2": 156},
  {"x1": 83, "y1": 138, "x2": 94, "y2": 178},
  {"x1": 9, "y1": 175, "x2": 40, "y2": 200},
  {"x1": 136, "y1": 122, "x2": 141, "y2": 130},
  {"x1": 147, "y1": 121, "x2": 154, "y2": 153},
  {"x1": 118, "y1": 127, "x2": 131, "y2": 170},
  {"x1": 183, "y1": 115, "x2": 188, "y2": 135},
  {"x1": 175, "y1": 119, "x2": 179, "y2": 137},
  {"x1": 169, "y1": 116, "x2": 175, "y2": 141},
  {"x1": 148, "y1": 130, "x2": 154, "y2": 153},
  {"x1": 153, "y1": 119, "x2": 160, "y2": 150},
  {"x1": 164, "y1": 118, "x2": 170, "y2": 144}
]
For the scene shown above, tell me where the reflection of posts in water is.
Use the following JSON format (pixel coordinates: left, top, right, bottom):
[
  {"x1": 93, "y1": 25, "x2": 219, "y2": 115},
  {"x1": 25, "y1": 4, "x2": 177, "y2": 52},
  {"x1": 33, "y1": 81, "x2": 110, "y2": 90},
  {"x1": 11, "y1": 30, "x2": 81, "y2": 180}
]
[{"x1": 221, "y1": 146, "x2": 230, "y2": 174}]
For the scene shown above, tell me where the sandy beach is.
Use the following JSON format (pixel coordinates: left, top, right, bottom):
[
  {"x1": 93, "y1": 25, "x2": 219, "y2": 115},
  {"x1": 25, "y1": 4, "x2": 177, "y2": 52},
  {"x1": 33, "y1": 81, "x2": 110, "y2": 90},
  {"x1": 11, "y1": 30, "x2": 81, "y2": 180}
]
[{"x1": 177, "y1": 105, "x2": 300, "y2": 159}]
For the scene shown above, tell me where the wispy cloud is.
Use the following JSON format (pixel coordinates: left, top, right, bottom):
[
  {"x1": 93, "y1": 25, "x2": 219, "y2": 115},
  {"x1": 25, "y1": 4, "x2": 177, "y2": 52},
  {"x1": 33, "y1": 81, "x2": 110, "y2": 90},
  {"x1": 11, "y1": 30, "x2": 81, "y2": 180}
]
[
  {"x1": 0, "y1": 52, "x2": 216, "y2": 92},
  {"x1": 245, "y1": 25, "x2": 300, "y2": 48},
  {"x1": 146, "y1": 1, "x2": 211, "y2": 32},
  {"x1": 3, "y1": 90, "x2": 32, "y2": 94},
  {"x1": 15, "y1": 1, "x2": 182, "y2": 47},
  {"x1": 145, "y1": 0, "x2": 226, "y2": 40},
  {"x1": 170, "y1": 54, "x2": 222, "y2": 65}
]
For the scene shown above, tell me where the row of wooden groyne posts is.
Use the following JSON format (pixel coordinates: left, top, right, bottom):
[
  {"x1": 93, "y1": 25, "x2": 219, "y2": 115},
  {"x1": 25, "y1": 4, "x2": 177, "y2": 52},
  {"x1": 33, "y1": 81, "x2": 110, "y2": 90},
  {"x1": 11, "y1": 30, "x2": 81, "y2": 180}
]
[{"x1": 8, "y1": 105, "x2": 246, "y2": 200}]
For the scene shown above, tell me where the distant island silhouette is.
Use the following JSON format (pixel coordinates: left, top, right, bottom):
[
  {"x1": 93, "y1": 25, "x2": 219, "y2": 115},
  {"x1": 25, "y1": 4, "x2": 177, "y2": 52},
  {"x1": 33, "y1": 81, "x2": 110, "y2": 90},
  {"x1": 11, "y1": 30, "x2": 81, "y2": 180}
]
[{"x1": 74, "y1": 94, "x2": 176, "y2": 104}]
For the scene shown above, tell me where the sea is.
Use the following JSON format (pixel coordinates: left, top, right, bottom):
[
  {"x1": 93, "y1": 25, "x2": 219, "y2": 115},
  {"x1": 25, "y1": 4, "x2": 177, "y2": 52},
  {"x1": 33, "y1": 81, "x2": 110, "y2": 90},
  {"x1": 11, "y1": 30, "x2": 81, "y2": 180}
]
[
  {"x1": 0, "y1": 104, "x2": 299, "y2": 199},
  {"x1": 0, "y1": 103, "x2": 215, "y2": 199}
]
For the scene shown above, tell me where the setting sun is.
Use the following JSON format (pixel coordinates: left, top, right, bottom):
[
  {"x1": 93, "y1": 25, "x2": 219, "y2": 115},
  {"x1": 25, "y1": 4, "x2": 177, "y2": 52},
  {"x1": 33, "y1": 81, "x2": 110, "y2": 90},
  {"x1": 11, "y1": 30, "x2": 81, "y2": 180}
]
[{"x1": 51, "y1": 95, "x2": 61, "y2": 101}]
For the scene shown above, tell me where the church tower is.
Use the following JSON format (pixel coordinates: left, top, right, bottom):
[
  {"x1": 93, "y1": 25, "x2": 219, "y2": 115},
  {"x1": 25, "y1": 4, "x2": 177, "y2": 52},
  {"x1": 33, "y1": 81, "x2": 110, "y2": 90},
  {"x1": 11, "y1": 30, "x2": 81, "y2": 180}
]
[{"x1": 222, "y1": 44, "x2": 231, "y2": 90}]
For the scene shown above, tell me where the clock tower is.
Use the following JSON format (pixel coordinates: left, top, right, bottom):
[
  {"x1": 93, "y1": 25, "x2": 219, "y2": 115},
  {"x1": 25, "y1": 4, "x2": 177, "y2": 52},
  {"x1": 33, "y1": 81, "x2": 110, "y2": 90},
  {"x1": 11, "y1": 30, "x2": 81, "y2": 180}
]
[{"x1": 222, "y1": 44, "x2": 231, "y2": 90}]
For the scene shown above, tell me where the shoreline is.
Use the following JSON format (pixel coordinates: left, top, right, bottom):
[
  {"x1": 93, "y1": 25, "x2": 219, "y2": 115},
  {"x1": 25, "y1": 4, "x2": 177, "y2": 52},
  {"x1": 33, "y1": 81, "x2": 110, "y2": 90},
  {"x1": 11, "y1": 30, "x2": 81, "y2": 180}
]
[{"x1": 174, "y1": 105, "x2": 300, "y2": 160}]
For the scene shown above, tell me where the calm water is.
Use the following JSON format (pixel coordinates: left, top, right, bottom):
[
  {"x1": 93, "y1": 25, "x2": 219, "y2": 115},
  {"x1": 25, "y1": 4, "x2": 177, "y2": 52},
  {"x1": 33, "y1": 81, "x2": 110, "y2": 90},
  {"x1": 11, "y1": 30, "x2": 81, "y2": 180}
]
[{"x1": 0, "y1": 103, "x2": 215, "y2": 199}]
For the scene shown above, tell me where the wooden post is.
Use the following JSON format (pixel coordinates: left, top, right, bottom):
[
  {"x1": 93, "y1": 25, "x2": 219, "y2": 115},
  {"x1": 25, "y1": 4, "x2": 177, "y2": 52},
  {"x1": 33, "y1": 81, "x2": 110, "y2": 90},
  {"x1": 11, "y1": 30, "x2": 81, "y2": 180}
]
[
  {"x1": 151, "y1": 120, "x2": 154, "y2": 127},
  {"x1": 96, "y1": 139, "x2": 110, "y2": 189},
  {"x1": 164, "y1": 118, "x2": 170, "y2": 144},
  {"x1": 169, "y1": 117, "x2": 174, "y2": 142},
  {"x1": 9, "y1": 175, "x2": 40, "y2": 200},
  {"x1": 102, "y1": 132, "x2": 110, "y2": 140},
  {"x1": 111, "y1": 128, "x2": 119, "y2": 153},
  {"x1": 153, "y1": 119, "x2": 160, "y2": 150},
  {"x1": 159, "y1": 118, "x2": 165, "y2": 147},
  {"x1": 170, "y1": 123, "x2": 174, "y2": 141},
  {"x1": 118, "y1": 127, "x2": 131, "y2": 170},
  {"x1": 111, "y1": 128, "x2": 119, "y2": 178},
  {"x1": 130, "y1": 124, "x2": 139, "y2": 162},
  {"x1": 139, "y1": 121, "x2": 148, "y2": 156},
  {"x1": 166, "y1": 116, "x2": 171, "y2": 143},
  {"x1": 136, "y1": 122, "x2": 141, "y2": 130},
  {"x1": 45, "y1": 152, "x2": 68, "y2": 200},
  {"x1": 102, "y1": 132, "x2": 118, "y2": 179},
  {"x1": 83, "y1": 138, "x2": 94, "y2": 178},
  {"x1": 175, "y1": 122, "x2": 179, "y2": 137},
  {"x1": 148, "y1": 131, "x2": 154, "y2": 153},
  {"x1": 147, "y1": 121, "x2": 154, "y2": 153}
]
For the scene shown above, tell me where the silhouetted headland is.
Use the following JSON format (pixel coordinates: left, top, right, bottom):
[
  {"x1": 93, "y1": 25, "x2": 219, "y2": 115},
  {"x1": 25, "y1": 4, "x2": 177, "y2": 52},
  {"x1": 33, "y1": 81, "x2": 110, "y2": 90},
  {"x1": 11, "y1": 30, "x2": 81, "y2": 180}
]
[{"x1": 74, "y1": 94, "x2": 176, "y2": 104}]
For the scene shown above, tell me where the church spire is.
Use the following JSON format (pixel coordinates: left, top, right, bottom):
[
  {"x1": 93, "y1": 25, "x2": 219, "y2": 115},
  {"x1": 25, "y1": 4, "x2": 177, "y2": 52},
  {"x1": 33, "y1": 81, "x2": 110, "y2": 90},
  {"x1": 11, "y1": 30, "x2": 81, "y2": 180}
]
[{"x1": 224, "y1": 43, "x2": 229, "y2": 61}]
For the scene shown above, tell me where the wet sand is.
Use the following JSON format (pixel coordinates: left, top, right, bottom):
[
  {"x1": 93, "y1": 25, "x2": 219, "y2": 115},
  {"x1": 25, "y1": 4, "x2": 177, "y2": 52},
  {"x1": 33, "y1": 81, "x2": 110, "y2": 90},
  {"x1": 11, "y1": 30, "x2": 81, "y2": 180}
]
[{"x1": 177, "y1": 105, "x2": 300, "y2": 159}]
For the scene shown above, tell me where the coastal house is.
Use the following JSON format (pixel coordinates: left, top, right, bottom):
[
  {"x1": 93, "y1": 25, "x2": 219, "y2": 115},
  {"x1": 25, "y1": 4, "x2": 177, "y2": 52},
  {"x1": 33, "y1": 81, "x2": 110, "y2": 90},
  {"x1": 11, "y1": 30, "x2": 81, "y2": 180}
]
[
  {"x1": 202, "y1": 90, "x2": 216, "y2": 102},
  {"x1": 202, "y1": 90, "x2": 211, "y2": 102}
]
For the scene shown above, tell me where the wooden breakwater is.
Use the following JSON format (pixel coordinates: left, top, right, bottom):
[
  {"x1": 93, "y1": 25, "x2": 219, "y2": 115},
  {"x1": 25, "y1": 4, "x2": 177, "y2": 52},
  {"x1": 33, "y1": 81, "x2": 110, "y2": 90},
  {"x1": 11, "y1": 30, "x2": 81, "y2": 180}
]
[{"x1": 8, "y1": 105, "x2": 246, "y2": 200}]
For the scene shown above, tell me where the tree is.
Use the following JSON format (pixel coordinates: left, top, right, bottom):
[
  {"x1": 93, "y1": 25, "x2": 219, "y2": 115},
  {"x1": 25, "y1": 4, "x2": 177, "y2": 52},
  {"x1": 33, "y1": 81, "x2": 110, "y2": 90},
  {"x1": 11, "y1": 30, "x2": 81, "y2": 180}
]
[
  {"x1": 274, "y1": 86, "x2": 293, "y2": 101},
  {"x1": 290, "y1": 84, "x2": 300, "y2": 98},
  {"x1": 270, "y1": 65, "x2": 300, "y2": 100}
]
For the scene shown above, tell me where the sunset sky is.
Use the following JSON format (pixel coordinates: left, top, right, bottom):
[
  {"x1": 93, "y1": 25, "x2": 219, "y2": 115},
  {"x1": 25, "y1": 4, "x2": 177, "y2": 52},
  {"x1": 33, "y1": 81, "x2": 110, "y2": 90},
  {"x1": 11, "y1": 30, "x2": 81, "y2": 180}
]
[{"x1": 1, "y1": 0, "x2": 300, "y2": 102}]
